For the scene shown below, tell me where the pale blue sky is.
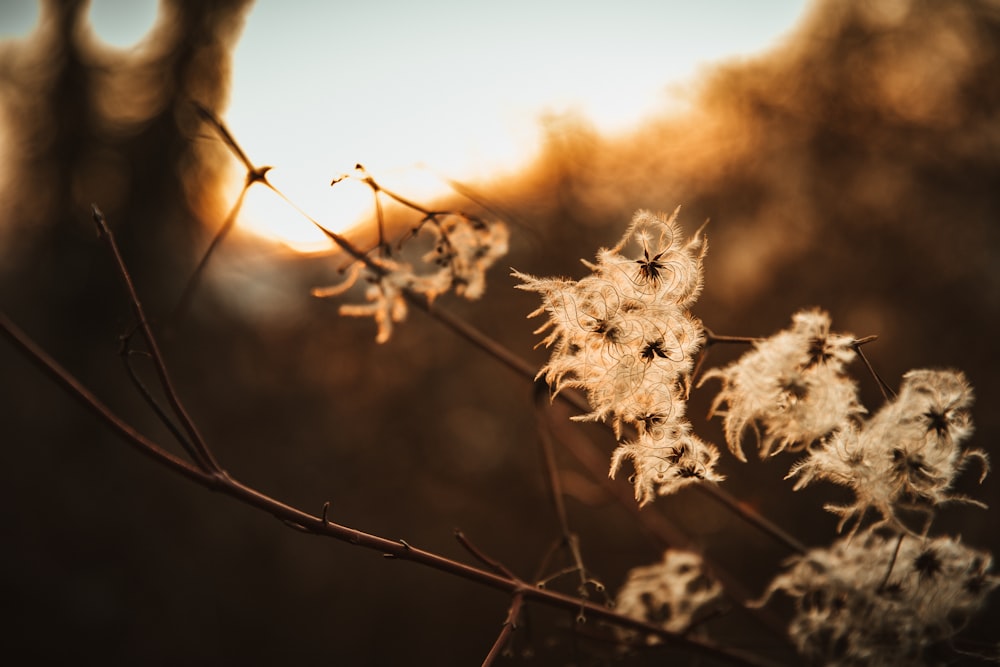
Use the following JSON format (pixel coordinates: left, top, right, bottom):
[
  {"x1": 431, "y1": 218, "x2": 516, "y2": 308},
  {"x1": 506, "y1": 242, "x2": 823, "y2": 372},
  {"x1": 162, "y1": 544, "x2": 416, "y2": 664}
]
[{"x1": 1, "y1": 0, "x2": 813, "y2": 248}]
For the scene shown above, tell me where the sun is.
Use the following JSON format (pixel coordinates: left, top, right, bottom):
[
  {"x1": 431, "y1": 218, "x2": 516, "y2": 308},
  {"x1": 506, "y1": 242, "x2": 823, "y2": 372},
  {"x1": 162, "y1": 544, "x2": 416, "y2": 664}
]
[{"x1": 221, "y1": 163, "x2": 376, "y2": 254}]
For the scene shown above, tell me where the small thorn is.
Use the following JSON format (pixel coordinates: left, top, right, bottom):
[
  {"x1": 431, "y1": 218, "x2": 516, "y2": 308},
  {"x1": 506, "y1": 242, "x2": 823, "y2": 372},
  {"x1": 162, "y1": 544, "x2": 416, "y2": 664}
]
[
  {"x1": 321, "y1": 501, "x2": 331, "y2": 525},
  {"x1": 91, "y1": 204, "x2": 109, "y2": 237}
]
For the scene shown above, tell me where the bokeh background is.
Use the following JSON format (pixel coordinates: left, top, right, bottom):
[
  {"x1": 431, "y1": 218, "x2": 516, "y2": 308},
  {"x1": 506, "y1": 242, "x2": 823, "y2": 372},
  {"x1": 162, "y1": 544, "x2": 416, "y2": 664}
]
[{"x1": 2, "y1": 0, "x2": 998, "y2": 664}]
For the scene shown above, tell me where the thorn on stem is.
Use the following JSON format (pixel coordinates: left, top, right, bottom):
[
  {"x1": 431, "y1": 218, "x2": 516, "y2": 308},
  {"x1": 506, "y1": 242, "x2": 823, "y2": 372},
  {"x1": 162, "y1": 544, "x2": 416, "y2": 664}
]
[{"x1": 91, "y1": 204, "x2": 109, "y2": 238}]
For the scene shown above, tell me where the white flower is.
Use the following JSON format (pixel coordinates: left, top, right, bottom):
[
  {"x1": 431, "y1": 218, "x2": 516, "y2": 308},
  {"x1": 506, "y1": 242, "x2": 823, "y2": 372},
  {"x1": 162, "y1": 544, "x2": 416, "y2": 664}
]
[
  {"x1": 760, "y1": 531, "x2": 997, "y2": 666},
  {"x1": 313, "y1": 215, "x2": 508, "y2": 342},
  {"x1": 615, "y1": 549, "x2": 724, "y2": 642},
  {"x1": 516, "y1": 209, "x2": 721, "y2": 503},
  {"x1": 700, "y1": 309, "x2": 865, "y2": 461},
  {"x1": 788, "y1": 369, "x2": 989, "y2": 533},
  {"x1": 422, "y1": 215, "x2": 509, "y2": 300},
  {"x1": 610, "y1": 420, "x2": 724, "y2": 506},
  {"x1": 592, "y1": 208, "x2": 707, "y2": 308},
  {"x1": 312, "y1": 257, "x2": 414, "y2": 344},
  {"x1": 514, "y1": 211, "x2": 706, "y2": 456}
]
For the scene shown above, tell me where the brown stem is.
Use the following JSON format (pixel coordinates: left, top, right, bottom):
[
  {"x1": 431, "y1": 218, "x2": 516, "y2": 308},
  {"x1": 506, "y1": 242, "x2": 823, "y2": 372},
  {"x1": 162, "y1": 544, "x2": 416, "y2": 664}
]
[
  {"x1": 168, "y1": 183, "x2": 251, "y2": 332},
  {"x1": 1, "y1": 309, "x2": 769, "y2": 667},
  {"x1": 482, "y1": 593, "x2": 524, "y2": 667},
  {"x1": 705, "y1": 329, "x2": 762, "y2": 345},
  {"x1": 852, "y1": 336, "x2": 896, "y2": 401},
  {"x1": 534, "y1": 380, "x2": 573, "y2": 535},
  {"x1": 92, "y1": 206, "x2": 224, "y2": 475},
  {"x1": 1, "y1": 311, "x2": 212, "y2": 487},
  {"x1": 455, "y1": 530, "x2": 517, "y2": 580},
  {"x1": 878, "y1": 533, "x2": 905, "y2": 592},
  {"x1": 541, "y1": 397, "x2": 793, "y2": 640},
  {"x1": 120, "y1": 339, "x2": 199, "y2": 462},
  {"x1": 533, "y1": 380, "x2": 606, "y2": 599},
  {"x1": 691, "y1": 483, "x2": 807, "y2": 555}
]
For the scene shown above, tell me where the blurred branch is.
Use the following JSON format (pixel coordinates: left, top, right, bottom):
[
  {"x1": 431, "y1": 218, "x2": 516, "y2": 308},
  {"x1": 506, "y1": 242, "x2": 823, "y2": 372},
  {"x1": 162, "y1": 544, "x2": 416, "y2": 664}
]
[
  {"x1": 1, "y1": 311, "x2": 210, "y2": 487},
  {"x1": 532, "y1": 379, "x2": 609, "y2": 601},
  {"x1": 168, "y1": 185, "x2": 251, "y2": 331},
  {"x1": 0, "y1": 239, "x2": 776, "y2": 667}
]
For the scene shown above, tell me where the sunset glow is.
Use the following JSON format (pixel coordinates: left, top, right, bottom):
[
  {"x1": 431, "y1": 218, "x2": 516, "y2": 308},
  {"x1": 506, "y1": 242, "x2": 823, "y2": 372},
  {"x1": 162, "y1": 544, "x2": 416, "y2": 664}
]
[
  {"x1": 221, "y1": 1, "x2": 813, "y2": 253},
  {"x1": 0, "y1": 0, "x2": 814, "y2": 253}
]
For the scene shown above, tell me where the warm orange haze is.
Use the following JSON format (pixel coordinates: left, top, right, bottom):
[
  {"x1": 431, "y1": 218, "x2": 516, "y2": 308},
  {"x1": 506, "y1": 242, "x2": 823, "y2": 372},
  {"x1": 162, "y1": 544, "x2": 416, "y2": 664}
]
[
  {"x1": 227, "y1": 0, "x2": 813, "y2": 251},
  {"x1": 2, "y1": 1, "x2": 999, "y2": 665},
  {"x1": 0, "y1": 0, "x2": 811, "y2": 253}
]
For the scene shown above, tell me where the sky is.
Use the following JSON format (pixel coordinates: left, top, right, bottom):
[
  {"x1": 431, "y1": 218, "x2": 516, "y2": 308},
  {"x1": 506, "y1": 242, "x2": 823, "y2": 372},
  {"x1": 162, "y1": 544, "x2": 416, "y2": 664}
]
[{"x1": 1, "y1": 0, "x2": 813, "y2": 250}]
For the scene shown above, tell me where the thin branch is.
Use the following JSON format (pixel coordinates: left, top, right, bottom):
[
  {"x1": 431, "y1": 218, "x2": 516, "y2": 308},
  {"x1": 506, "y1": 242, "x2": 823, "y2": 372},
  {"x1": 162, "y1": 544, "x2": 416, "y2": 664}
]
[
  {"x1": 852, "y1": 335, "x2": 896, "y2": 401},
  {"x1": 533, "y1": 379, "x2": 606, "y2": 600},
  {"x1": 2, "y1": 308, "x2": 768, "y2": 667},
  {"x1": 193, "y1": 101, "x2": 269, "y2": 182},
  {"x1": 172, "y1": 101, "x2": 276, "y2": 322},
  {"x1": 541, "y1": 396, "x2": 793, "y2": 641},
  {"x1": 692, "y1": 327, "x2": 762, "y2": 389},
  {"x1": 168, "y1": 184, "x2": 252, "y2": 331},
  {"x1": 455, "y1": 530, "x2": 517, "y2": 580},
  {"x1": 92, "y1": 206, "x2": 224, "y2": 476},
  {"x1": 1, "y1": 311, "x2": 211, "y2": 486},
  {"x1": 705, "y1": 329, "x2": 762, "y2": 345},
  {"x1": 482, "y1": 592, "x2": 524, "y2": 667},
  {"x1": 877, "y1": 533, "x2": 905, "y2": 593},
  {"x1": 119, "y1": 336, "x2": 200, "y2": 461},
  {"x1": 534, "y1": 379, "x2": 573, "y2": 534},
  {"x1": 691, "y1": 483, "x2": 807, "y2": 556},
  {"x1": 426, "y1": 167, "x2": 528, "y2": 234}
]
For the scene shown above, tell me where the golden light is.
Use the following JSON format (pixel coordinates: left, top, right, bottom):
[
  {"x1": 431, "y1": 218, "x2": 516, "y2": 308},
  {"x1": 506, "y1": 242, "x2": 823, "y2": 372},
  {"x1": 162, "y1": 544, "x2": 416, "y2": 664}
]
[
  {"x1": 219, "y1": 1, "x2": 812, "y2": 254},
  {"x1": 220, "y1": 166, "x2": 369, "y2": 254},
  {"x1": 224, "y1": 109, "x2": 540, "y2": 254}
]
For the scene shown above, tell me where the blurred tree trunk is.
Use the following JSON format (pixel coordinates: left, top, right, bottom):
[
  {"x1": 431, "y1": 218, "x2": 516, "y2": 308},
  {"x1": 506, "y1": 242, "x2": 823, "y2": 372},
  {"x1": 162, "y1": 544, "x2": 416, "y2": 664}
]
[{"x1": 0, "y1": 0, "x2": 253, "y2": 324}]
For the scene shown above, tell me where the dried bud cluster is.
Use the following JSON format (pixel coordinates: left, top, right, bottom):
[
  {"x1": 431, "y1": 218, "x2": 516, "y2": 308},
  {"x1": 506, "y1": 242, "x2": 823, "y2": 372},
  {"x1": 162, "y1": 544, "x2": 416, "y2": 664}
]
[
  {"x1": 615, "y1": 550, "x2": 723, "y2": 642},
  {"x1": 789, "y1": 368, "x2": 990, "y2": 534},
  {"x1": 761, "y1": 531, "x2": 997, "y2": 666},
  {"x1": 313, "y1": 215, "x2": 509, "y2": 343},
  {"x1": 515, "y1": 209, "x2": 723, "y2": 505},
  {"x1": 700, "y1": 309, "x2": 866, "y2": 461}
]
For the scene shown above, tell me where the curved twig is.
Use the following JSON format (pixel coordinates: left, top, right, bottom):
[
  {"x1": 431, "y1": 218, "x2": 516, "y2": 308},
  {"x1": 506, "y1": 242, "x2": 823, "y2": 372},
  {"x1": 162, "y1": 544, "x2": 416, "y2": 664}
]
[{"x1": 1, "y1": 307, "x2": 769, "y2": 667}]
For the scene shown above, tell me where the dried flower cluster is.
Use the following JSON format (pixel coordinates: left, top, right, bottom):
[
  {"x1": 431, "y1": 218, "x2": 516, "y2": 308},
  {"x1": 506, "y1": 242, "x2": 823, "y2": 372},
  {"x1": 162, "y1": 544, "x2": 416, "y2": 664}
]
[
  {"x1": 702, "y1": 313, "x2": 994, "y2": 660},
  {"x1": 615, "y1": 550, "x2": 723, "y2": 643},
  {"x1": 789, "y1": 368, "x2": 990, "y2": 534},
  {"x1": 700, "y1": 309, "x2": 866, "y2": 461},
  {"x1": 313, "y1": 215, "x2": 509, "y2": 342},
  {"x1": 760, "y1": 531, "x2": 997, "y2": 666},
  {"x1": 515, "y1": 209, "x2": 723, "y2": 505}
]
